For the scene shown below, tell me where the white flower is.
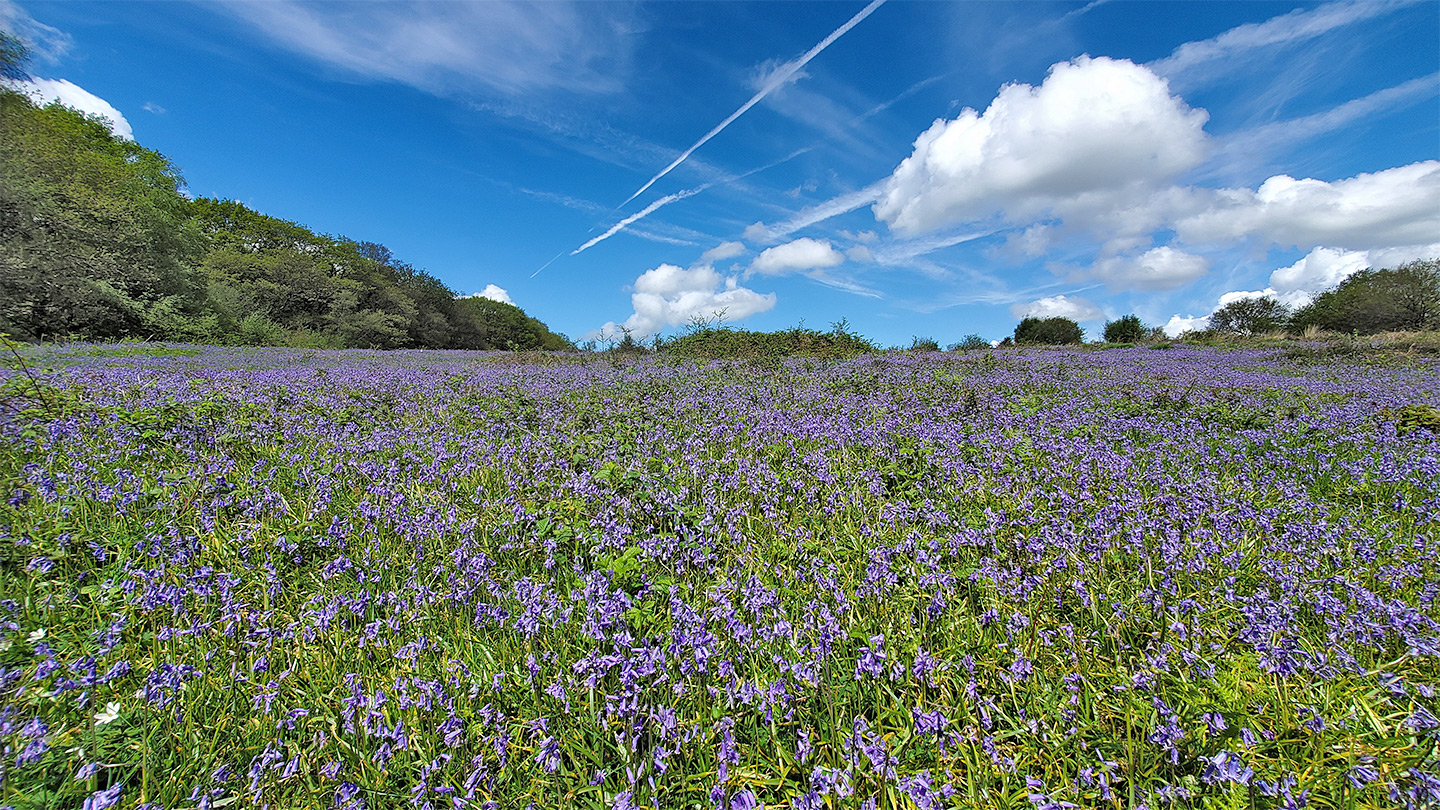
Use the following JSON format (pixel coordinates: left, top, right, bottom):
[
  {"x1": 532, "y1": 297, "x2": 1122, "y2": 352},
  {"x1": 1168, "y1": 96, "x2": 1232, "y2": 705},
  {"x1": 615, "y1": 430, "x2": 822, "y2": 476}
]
[
  {"x1": 94, "y1": 702, "x2": 121, "y2": 725},
  {"x1": 26, "y1": 628, "x2": 45, "y2": 643}
]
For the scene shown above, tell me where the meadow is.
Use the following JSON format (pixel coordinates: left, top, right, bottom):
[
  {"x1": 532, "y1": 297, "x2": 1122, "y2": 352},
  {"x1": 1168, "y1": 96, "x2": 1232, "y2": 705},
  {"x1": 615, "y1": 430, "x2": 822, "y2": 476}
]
[{"x1": 1, "y1": 344, "x2": 1437, "y2": 809}]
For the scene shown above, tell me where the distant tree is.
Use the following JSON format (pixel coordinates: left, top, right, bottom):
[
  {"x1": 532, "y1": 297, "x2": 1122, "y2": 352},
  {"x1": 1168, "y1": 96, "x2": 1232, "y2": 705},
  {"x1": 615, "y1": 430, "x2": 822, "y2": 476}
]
[
  {"x1": 909, "y1": 336, "x2": 940, "y2": 352},
  {"x1": 1014, "y1": 316, "x2": 1083, "y2": 345},
  {"x1": 1103, "y1": 314, "x2": 1147, "y2": 343},
  {"x1": 1292, "y1": 260, "x2": 1439, "y2": 334},
  {"x1": 950, "y1": 334, "x2": 991, "y2": 351},
  {"x1": 1209, "y1": 297, "x2": 1291, "y2": 336}
]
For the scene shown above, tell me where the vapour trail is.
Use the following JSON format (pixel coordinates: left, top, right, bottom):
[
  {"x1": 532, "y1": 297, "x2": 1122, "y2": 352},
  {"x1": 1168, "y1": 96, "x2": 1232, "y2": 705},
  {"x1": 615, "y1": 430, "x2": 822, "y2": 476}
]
[
  {"x1": 619, "y1": 0, "x2": 888, "y2": 208},
  {"x1": 562, "y1": 147, "x2": 814, "y2": 263},
  {"x1": 572, "y1": 188, "x2": 707, "y2": 256}
]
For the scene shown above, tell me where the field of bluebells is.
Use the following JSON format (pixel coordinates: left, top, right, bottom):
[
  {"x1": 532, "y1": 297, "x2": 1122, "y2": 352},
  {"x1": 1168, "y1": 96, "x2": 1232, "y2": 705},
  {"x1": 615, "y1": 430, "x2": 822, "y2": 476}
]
[{"x1": 2, "y1": 343, "x2": 1439, "y2": 810}]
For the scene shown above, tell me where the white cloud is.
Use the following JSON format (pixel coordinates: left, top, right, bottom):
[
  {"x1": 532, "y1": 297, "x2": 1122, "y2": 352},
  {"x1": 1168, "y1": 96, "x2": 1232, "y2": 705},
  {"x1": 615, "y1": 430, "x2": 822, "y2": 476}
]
[
  {"x1": 1220, "y1": 74, "x2": 1438, "y2": 162},
  {"x1": 218, "y1": 1, "x2": 634, "y2": 97},
  {"x1": 1149, "y1": 1, "x2": 1416, "y2": 79},
  {"x1": 1268, "y1": 247, "x2": 1370, "y2": 298},
  {"x1": 1264, "y1": 243, "x2": 1440, "y2": 302},
  {"x1": 1092, "y1": 246, "x2": 1209, "y2": 291},
  {"x1": 874, "y1": 56, "x2": 1209, "y2": 235},
  {"x1": 1010, "y1": 294, "x2": 1103, "y2": 322},
  {"x1": 593, "y1": 263, "x2": 776, "y2": 338},
  {"x1": 846, "y1": 245, "x2": 875, "y2": 263},
  {"x1": 698, "y1": 241, "x2": 746, "y2": 265},
  {"x1": 9, "y1": 78, "x2": 132, "y2": 139},
  {"x1": 750, "y1": 237, "x2": 845, "y2": 276},
  {"x1": 476, "y1": 284, "x2": 514, "y2": 305},
  {"x1": 1177, "y1": 162, "x2": 1440, "y2": 252},
  {"x1": 1162, "y1": 314, "x2": 1209, "y2": 337},
  {"x1": 746, "y1": 182, "x2": 885, "y2": 244},
  {"x1": 142, "y1": 101, "x2": 166, "y2": 115}
]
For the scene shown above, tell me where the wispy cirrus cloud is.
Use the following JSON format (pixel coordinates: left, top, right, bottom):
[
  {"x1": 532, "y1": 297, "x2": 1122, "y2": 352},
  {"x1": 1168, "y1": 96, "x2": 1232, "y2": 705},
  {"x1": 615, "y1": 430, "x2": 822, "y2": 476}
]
[
  {"x1": 0, "y1": 0, "x2": 71, "y2": 62},
  {"x1": 1149, "y1": 0, "x2": 1418, "y2": 80},
  {"x1": 216, "y1": 1, "x2": 636, "y2": 97}
]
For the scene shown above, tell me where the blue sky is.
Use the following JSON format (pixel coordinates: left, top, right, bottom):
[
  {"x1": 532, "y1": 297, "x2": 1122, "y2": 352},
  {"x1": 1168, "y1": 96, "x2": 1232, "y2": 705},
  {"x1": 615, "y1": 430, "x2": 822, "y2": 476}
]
[{"x1": 5, "y1": 0, "x2": 1438, "y2": 345}]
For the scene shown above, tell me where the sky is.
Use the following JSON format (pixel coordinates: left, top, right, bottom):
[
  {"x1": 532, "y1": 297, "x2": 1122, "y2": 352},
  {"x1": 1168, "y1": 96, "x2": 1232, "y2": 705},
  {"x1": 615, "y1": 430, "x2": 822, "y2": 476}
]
[{"x1": 4, "y1": 0, "x2": 1438, "y2": 345}]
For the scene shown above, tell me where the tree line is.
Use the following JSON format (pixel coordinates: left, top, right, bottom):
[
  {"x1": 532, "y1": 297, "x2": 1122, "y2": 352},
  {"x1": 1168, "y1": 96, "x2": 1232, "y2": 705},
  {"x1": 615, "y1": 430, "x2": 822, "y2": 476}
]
[
  {"x1": 1005, "y1": 261, "x2": 1440, "y2": 346},
  {"x1": 0, "y1": 34, "x2": 570, "y2": 350}
]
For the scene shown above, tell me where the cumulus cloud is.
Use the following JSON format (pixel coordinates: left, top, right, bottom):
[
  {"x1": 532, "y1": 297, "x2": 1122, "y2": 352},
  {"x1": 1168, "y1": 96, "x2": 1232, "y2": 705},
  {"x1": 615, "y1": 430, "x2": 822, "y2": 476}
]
[
  {"x1": 1092, "y1": 246, "x2": 1209, "y2": 291},
  {"x1": 699, "y1": 241, "x2": 746, "y2": 265},
  {"x1": 846, "y1": 245, "x2": 875, "y2": 263},
  {"x1": 1162, "y1": 314, "x2": 1209, "y2": 337},
  {"x1": 9, "y1": 78, "x2": 132, "y2": 139},
  {"x1": 1009, "y1": 294, "x2": 1104, "y2": 322},
  {"x1": 472, "y1": 284, "x2": 514, "y2": 305},
  {"x1": 218, "y1": 1, "x2": 633, "y2": 98},
  {"x1": 592, "y1": 264, "x2": 775, "y2": 338},
  {"x1": 1177, "y1": 162, "x2": 1440, "y2": 252},
  {"x1": 874, "y1": 56, "x2": 1208, "y2": 235},
  {"x1": 749, "y1": 237, "x2": 845, "y2": 276}
]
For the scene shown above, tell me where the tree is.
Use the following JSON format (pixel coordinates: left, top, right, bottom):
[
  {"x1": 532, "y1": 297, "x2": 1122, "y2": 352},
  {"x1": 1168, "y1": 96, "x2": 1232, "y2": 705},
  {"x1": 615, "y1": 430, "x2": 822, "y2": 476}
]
[
  {"x1": 1291, "y1": 260, "x2": 1439, "y2": 334},
  {"x1": 1, "y1": 31, "x2": 29, "y2": 82},
  {"x1": 1014, "y1": 316, "x2": 1083, "y2": 345},
  {"x1": 1209, "y1": 296, "x2": 1291, "y2": 336},
  {"x1": 1103, "y1": 314, "x2": 1147, "y2": 343},
  {"x1": 1, "y1": 93, "x2": 207, "y2": 341}
]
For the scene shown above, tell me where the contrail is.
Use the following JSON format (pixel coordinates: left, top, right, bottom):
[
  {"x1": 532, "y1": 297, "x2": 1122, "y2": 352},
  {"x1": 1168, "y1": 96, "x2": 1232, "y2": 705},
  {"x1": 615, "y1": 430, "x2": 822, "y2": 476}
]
[
  {"x1": 572, "y1": 188, "x2": 707, "y2": 256},
  {"x1": 561, "y1": 147, "x2": 814, "y2": 264},
  {"x1": 620, "y1": 0, "x2": 888, "y2": 208}
]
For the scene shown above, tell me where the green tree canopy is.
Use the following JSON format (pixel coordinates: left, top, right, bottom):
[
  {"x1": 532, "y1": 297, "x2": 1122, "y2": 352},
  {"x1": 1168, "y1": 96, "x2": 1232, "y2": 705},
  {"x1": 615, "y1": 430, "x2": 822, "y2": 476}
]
[
  {"x1": 1209, "y1": 296, "x2": 1291, "y2": 336},
  {"x1": 1292, "y1": 260, "x2": 1439, "y2": 334},
  {"x1": 1014, "y1": 316, "x2": 1083, "y2": 345},
  {"x1": 1103, "y1": 314, "x2": 1147, "y2": 343}
]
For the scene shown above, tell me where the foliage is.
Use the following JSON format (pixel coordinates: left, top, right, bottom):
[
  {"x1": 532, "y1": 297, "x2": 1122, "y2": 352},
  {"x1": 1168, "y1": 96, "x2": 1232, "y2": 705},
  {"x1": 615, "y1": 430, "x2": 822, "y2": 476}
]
[
  {"x1": 0, "y1": 89, "x2": 209, "y2": 342},
  {"x1": 1013, "y1": 316, "x2": 1083, "y2": 345},
  {"x1": 907, "y1": 335, "x2": 940, "y2": 352},
  {"x1": 1102, "y1": 314, "x2": 1147, "y2": 344},
  {"x1": 0, "y1": 92, "x2": 569, "y2": 350},
  {"x1": 1209, "y1": 296, "x2": 1291, "y2": 336},
  {"x1": 1, "y1": 345, "x2": 1437, "y2": 809},
  {"x1": 950, "y1": 333, "x2": 991, "y2": 351},
  {"x1": 1292, "y1": 260, "x2": 1440, "y2": 335},
  {"x1": 659, "y1": 323, "x2": 877, "y2": 360}
]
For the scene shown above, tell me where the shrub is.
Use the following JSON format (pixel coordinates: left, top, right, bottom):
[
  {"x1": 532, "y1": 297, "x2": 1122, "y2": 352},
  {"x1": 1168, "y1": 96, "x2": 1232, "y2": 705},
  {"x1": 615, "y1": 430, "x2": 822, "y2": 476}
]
[
  {"x1": 659, "y1": 325, "x2": 876, "y2": 360},
  {"x1": 1292, "y1": 259, "x2": 1440, "y2": 334},
  {"x1": 950, "y1": 334, "x2": 991, "y2": 351},
  {"x1": 1210, "y1": 296, "x2": 1291, "y2": 336},
  {"x1": 909, "y1": 336, "x2": 940, "y2": 352},
  {"x1": 1103, "y1": 315, "x2": 1147, "y2": 344},
  {"x1": 1014, "y1": 317, "x2": 1083, "y2": 345}
]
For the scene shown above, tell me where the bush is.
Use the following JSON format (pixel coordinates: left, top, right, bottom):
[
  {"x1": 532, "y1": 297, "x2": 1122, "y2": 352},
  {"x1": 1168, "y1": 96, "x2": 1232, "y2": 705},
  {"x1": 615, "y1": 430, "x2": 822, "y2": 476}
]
[
  {"x1": 659, "y1": 325, "x2": 876, "y2": 360},
  {"x1": 1292, "y1": 260, "x2": 1440, "y2": 334},
  {"x1": 950, "y1": 334, "x2": 991, "y2": 351},
  {"x1": 1103, "y1": 315, "x2": 1147, "y2": 344},
  {"x1": 1014, "y1": 317, "x2": 1083, "y2": 345},
  {"x1": 909, "y1": 336, "x2": 940, "y2": 352},
  {"x1": 1210, "y1": 296, "x2": 1291, "y2": 336}
]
